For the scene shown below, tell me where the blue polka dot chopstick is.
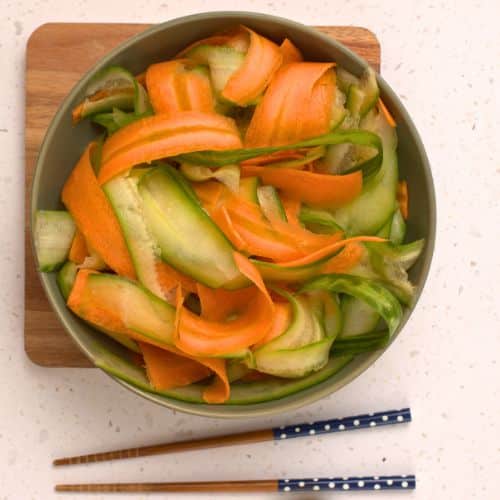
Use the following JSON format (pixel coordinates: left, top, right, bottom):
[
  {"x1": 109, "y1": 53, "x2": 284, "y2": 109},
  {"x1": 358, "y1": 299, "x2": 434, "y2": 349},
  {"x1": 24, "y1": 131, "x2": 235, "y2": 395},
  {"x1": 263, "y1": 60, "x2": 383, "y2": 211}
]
[
  {"x1": 54, "y1": 408, "x2": 411, "y2": 466},
  {"x1": 279, "y1": 475, "x2": 416, "y2": 493},
  {"x1": 274, "y1": 407, "x2": 411, "y2": 440},
  {"x1": 55, "y1": 475, "x2": 416, "y2": 493}
]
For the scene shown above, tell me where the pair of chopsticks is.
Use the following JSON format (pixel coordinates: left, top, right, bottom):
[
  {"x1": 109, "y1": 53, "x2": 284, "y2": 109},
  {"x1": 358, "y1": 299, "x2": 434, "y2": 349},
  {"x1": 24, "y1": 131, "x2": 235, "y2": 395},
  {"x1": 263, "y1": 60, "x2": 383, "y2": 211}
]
[{"x1": 55, "y1": 407, "x2": 415, "y2": 494}]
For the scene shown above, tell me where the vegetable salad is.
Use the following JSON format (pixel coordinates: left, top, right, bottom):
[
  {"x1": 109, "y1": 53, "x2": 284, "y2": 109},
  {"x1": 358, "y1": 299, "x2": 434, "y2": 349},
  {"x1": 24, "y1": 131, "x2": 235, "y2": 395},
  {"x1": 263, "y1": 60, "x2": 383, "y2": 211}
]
[{"x1": 34, "y1": 26, "x2": 424, "y2": 404}]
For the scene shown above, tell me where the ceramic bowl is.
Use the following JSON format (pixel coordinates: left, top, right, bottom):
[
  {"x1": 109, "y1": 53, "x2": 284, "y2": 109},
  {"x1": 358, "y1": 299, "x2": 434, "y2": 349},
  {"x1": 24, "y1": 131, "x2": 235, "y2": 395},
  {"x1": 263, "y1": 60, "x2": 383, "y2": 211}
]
[{"x1": 31, "y1": 12, "x2": 435, "y2": 417}]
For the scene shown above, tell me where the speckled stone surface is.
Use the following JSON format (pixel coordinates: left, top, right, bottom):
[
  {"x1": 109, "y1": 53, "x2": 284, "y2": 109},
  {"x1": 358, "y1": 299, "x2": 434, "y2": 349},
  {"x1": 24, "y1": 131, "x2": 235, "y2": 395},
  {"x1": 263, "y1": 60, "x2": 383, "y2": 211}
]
[{"x1": 1, "y1": 1, "x2": 499, "y2": 499}]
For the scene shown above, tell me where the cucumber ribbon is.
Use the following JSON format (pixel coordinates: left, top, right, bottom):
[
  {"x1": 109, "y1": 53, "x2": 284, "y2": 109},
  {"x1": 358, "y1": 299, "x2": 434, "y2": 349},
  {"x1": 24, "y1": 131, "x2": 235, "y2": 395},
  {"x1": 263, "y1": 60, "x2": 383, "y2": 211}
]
[
  {"x1": 353, "y1": 239, "x2": 426, "y2": 306},
  {"x1": 302, "y1": 274, "x2": 403, "y2": 354},
  {"x1": 178, "y1": 130, "x2": 383, "y2": 181},
  {"x1": 73, "y1": 66, "x2": 153, "y2": 131}
]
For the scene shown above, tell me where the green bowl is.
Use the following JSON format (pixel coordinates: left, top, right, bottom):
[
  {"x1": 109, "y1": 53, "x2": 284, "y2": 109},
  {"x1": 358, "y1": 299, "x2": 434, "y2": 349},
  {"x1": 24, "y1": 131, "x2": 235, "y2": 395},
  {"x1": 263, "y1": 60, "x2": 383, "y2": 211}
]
[{"x1": 31, "y1": 12, "x2": 435, "y2": 418}]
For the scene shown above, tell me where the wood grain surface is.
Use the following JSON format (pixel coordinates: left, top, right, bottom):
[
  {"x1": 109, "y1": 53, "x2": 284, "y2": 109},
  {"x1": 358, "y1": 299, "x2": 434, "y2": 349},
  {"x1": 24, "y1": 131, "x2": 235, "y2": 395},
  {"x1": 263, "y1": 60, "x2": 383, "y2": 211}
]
[{"x1": 25, "y1": 23, "x2": 380, "y2": 367}]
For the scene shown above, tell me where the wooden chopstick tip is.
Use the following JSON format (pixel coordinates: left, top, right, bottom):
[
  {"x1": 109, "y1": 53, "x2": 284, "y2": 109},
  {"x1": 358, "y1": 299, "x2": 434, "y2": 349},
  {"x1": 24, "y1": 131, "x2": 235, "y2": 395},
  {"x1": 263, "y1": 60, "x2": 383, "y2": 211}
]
[
  {"x1": 53, "y1": 456, "x2": 81, "y2": 467},
  {"x1": 55, "y1": 484, "x2": 73, "y2": 492}
]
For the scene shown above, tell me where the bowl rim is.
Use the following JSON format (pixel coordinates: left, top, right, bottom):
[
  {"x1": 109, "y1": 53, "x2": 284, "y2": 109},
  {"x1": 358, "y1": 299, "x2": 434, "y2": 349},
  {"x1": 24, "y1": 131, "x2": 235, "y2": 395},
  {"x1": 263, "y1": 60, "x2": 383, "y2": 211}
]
[{"x1": 31, "y1": 11, "x2": 436, "y2": 418}]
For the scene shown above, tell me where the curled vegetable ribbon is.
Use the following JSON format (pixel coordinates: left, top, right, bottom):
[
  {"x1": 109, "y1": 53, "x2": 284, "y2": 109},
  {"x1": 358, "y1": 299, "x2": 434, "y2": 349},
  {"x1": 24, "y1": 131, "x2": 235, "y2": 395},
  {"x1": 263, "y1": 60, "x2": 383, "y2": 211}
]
[
  {"x1": 67, "y1": 269, "x2": 231, "y2": 403},
  {"x1": 62, "y1": 144, "x2": 135, "y2": 279},
  {"x1": 97, "y1": 111, "x2": 243, "y2": 184},
  {"x1": 146, "y1": 60, "x2": 214, "y2": 115},
  {"x1": 245, "y1": 62, "x2": 336, "y2": 147},
  {"x1": 175, "y1": 252, "x2": 275, "y2": 357},
  {"x1": 221, "y1": 26, "x2": 283, "y2": 106}
]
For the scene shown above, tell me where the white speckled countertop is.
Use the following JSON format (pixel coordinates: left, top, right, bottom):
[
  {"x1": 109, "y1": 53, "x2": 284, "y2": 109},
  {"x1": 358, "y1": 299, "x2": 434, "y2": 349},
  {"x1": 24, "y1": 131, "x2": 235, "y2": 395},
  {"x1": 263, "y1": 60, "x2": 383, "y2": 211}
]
[{"x1": 1, "y1": 1, "x2": 499, "y2": 498}]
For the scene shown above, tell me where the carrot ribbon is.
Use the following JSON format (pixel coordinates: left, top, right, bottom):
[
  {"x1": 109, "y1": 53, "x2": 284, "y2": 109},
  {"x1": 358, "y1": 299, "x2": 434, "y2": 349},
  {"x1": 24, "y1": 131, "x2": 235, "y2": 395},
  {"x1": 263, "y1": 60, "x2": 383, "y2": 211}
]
[
  {"x1": 222, "y1": 27, "x2": 283, "y2": 106},
  {"x1": 146, "y1": 60, "x2": 214, "y2": 115},
  {"x1": 378, "y1": 98, "x2": 396, "y2": 127},
  {"x1": 62, "y1": 145, "x2": 135, "y2": 278},
  {"x1": 175, "y1": 253, "x2": 275, "y2": 357},
  {"x1": 253, "y1": 301, "x2": 292, "y2": 348},
  {"x1": 397, "y1": 180, "x2": 409, "y2": 219},
  {"x1": 140, "y1": 342, "x2": 212, "y2": 389},
  {"x1": 156, "y1": 261, "x2": 198, "y2": 296},
  {"x1": 321, "y1": 242, "x2": 365, "y2": 274},
  {"x1": 195, "y1": 182, "x2": 347, "y2": 261},
  {"x1": 68, "y1": 230, "x2": 88, "y2": 264},
  {"x1": 279, "y1": 38, "x2": 303, "y2": 64},
  {"x1": 68, "y1": 269, "x2": 229, "y2": 403},
  {"x1": 240, "y1": 165, "x2": 362, "y2": 208},
  {"x1": 98, "y1": 111, "x2": 243, "y2": 184},
  {"x1": 140, "y1": 342, "x2": 229, "y2": 404},
  {"x1": 245, "y1": 62, "x2": 335, "y2": 147}
]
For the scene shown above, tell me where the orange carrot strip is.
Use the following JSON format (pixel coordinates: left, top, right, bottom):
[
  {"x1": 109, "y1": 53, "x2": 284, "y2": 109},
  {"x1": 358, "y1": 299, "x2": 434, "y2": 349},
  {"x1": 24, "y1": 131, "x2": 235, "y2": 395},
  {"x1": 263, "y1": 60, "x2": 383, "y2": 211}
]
[
  {"x1": 299, "y1": 69, "x2": 336, "y2": 141},
  {"x1": 269, "y1": 216, "x2": 343, "y2": 254},
  {"x1": 275, "y1": 236, "x2": 385, "y2": 267},
  {"x1": 378, "y1": 98, "x2": 396, "y2": 127},
  {"x1": 233, "y1": 252, "x2": 273, "y2": 305},
  {"x1": 213, "y1": 192, "x2": 342, "y2": 261},
  {"x1": 230, "y1": 220, "x2": 304, "y2": 260},
  {"x1": 245, "y1": 62, "x2": 335, "y2": 147},
  {"x1": 146, "y1": 60, "x2": 214, "y2": 115},
  {"x1": 144, "y1": 292, "x2": 230, "y2": 403},
  {"x1": 225, "y1": 200, "x2": 305, "y2": 260},
  {"x1": 62, "y1": 145, "x2": 135, "y2": 278},
  {"x1": 226, "y1": 195, "x2": 342, "y2": 255},
  {"x1": 71, "y1": 102, "x2": 85, "y2": 124},
  {"x1": 241, "y1": 165, "x2": 362, "y2": 208},
  {"x1": 169, "y1": 285, "x2": 230, "y2": 403},
  {"x1": 174, "y1": 285, "x2": 184, "y2": 342},
  {"x1": 67, "y1": 270, "x2": 176, "y2": 350},
  {"x1": 67, "y1": 269, "x2": 95, "y2": 303},
  {"x1": 182, "y1": 71, "x2": 214, "y2": 112},
  {"x1": 279, "y1": 38, "x2": 303, "y2": 64},
  {"x1": 140, "y1": 342, "x2": 212, "y2": 389},
  {"x1": 196, "y1": 282, "x2": 257, "y2": 322},
  {"x1": 207, "y1": 193, "x2": 302, "y2": 259},
  {"x1": 68, "y1": 230, "x2": 88, "y2": 264},
  {"x1": 321, "y1": 242, "x2": 365, "y2": 273},
  {"x1": 198, "y1": 357, "x2": 230, "y2": 404},
  {"x1": 222, "y1": 27, "x2": 283, "y2": 106},
  {"x1": 192, "y1": 181, "x2": 226, "y2": 211},
  {"x1": 67, "y1": 270, "x2": 157, "y2": 346},
  {"x1": 192, "y1": 183, "x2": 244, "y2": 248},
  {"x1": 175, "y1": 253, "x2": 274, "y2": 356},
  {"x1": 98, "y1": 111, "x2": 243, "y2": 184},
  {"x1": 141, "y1": 325, "x2": 229, "y2": 403},
  {"x1": 397, "y1": 180, "x2": 409, "y2": 219},
  {"x1": 101, "y1": 111, "x2": 239, "y2": 163},
  {"x1": 210, "y1": 205, "x2": 248, "y2": 251},
  {"x1": 156, "y1": 261, "x2": 197, "y2": 296},
  {"x1": 197, "y1": 183, "x2": 343, "y2": 262},
  {"x1": 68, "y1": 269, "x2": 229, "y2": 403},
  {"x1": 281, "y1": 197, "x2": 302, "y2": 227},
  {"x1": 253, "y1": 301, "x2": 292, "y2": 348}
]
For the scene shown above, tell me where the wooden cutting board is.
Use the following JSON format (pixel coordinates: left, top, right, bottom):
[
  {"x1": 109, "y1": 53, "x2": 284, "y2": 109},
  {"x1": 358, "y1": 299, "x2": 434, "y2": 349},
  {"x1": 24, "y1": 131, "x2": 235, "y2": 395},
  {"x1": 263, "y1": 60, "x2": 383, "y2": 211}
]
[{"x1": 25, "y1": 23, "x2": 380, "y2": 367}]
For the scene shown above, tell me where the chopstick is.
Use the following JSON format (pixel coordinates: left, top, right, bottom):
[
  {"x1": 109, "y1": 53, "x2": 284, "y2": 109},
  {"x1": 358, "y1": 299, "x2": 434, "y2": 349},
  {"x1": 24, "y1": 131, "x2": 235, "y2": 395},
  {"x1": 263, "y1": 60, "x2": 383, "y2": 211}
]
[
  {"x1": 55, "y1": 475, "x2": 416, "y2": 493},
  {"x1": 54, "y1": 408, "x2": 410, "y2": 466}
]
